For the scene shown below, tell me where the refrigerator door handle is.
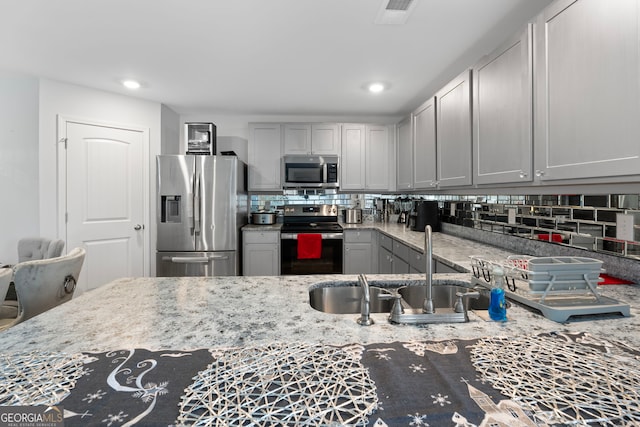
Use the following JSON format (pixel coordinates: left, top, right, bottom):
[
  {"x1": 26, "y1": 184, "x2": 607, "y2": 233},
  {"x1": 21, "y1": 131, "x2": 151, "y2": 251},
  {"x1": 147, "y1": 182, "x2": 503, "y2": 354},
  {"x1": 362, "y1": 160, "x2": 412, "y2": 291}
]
[
  {"x1": 186, "y1": 176, "x2": 195, "y2": 233},
  {"x1": 162, "y1": 255, "x2": 230, "y2": 263},
  {"x1": 163, "y1": 256, "x2": 208, "y2": 264},
  {"x1": 194, "y1": 173, "x2": 201, "y2": 233}
]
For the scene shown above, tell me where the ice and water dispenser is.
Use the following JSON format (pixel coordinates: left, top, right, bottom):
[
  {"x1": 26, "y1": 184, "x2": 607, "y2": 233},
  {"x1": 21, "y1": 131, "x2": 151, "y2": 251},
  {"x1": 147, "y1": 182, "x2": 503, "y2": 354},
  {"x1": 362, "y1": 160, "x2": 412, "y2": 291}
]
[{"x1": 161, "y1": 195, "x2": 182, "y2": 223}]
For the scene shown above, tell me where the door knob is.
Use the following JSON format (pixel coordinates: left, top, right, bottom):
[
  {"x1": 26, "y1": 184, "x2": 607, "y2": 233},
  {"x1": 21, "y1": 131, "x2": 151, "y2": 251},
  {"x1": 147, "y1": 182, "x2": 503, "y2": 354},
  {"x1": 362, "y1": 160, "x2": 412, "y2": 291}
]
[{"x1": 134, "y1": 224, "x2": 144, "y2": 230}]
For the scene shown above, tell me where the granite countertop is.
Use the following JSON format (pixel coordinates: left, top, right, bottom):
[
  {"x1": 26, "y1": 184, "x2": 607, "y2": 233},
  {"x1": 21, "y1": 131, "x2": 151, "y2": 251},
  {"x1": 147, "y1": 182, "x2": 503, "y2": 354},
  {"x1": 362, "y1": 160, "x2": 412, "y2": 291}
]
[
  {"x1": 3, "y1": 220, "x2": 632, "y2": 353},
  {"x1": 343, "y1": 221, "x2": 515, "y2": 271},
  {"x1": 2, "y1": 273, "x2": 638, "y2": 353},
  {"x1": 242, "y1": 223, "x2": 282, "y2": 231}
]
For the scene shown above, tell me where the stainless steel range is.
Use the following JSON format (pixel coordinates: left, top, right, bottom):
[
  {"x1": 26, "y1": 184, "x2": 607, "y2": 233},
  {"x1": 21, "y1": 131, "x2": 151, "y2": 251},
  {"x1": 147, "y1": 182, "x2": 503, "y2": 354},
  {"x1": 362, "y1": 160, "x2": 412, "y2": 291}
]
[{"x1": 280, "y1": 205, "x2": 343, "y2": 275}]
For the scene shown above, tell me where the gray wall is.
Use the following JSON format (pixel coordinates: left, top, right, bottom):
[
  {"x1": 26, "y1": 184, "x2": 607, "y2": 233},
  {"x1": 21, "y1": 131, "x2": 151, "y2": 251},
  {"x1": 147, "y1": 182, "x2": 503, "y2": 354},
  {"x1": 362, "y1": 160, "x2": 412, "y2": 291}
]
[{"x1": 0, "y1": 72, "x2": 39, "y2": 263}]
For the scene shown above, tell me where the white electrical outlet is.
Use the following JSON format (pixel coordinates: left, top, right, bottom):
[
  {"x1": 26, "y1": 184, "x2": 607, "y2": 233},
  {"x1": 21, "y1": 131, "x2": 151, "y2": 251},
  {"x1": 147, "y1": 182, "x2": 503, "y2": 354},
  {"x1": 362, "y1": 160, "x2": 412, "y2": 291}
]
[{"x1": 616, "y1": 213, "x2": 635, "y2": 241}]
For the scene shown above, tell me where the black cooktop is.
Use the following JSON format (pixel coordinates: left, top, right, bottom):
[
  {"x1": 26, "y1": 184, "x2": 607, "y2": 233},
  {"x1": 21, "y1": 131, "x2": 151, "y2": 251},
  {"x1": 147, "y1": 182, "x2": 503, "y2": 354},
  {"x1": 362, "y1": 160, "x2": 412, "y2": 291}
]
[
  {"x1": 280, "y1": 222, "x2": 343, "y2": 233},
  {"x1": 281, "y1": 204, "x2": 342, "y2": 233}
]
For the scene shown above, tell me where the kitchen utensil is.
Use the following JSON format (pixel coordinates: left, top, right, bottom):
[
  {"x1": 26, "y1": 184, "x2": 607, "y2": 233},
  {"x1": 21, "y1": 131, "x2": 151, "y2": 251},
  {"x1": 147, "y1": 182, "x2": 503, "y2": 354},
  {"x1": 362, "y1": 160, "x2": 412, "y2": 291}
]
[
  {"x1": 343, "y1": 208, "x2": 362, "y2": 224},
  {"x1": 251, "y1": 211, "x2": 278, "y2": 224}
]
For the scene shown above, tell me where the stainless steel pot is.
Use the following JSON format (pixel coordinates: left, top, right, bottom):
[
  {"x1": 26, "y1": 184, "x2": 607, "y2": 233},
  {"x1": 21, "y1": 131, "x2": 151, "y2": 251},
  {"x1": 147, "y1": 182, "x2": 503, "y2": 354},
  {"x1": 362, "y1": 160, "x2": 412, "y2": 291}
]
[
  {"x1": 343, "y1": 208, "x2": 362, "y2": 224},
  {"x1": 251, "y1": 212, "x2": 277, "y2": 225}
]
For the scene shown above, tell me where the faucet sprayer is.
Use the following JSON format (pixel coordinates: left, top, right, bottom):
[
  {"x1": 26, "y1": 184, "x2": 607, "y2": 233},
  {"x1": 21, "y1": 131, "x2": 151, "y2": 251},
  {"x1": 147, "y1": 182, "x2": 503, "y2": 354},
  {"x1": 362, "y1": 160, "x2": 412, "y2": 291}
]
[{"x1": 423, "y1": 225, "x2": 435, "y2": 314}]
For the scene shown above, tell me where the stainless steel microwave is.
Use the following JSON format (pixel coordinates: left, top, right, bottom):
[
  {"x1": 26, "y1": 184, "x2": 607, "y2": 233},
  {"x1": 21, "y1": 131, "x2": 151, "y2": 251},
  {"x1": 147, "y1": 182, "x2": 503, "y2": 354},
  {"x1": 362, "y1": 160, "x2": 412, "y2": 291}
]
[{"x1": 282, "y1": 155, "x2": 339, "y2": 189}]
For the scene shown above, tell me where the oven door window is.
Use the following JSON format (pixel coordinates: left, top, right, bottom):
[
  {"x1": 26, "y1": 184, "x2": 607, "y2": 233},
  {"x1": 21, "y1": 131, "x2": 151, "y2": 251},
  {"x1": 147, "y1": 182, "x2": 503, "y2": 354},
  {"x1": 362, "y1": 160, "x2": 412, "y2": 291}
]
[
  {"x1": 285, "y1": 163, "x2": 323, "y2": 184},
  {"x1": 281, "y1": 236, "x2": 343, "y2": 275}
]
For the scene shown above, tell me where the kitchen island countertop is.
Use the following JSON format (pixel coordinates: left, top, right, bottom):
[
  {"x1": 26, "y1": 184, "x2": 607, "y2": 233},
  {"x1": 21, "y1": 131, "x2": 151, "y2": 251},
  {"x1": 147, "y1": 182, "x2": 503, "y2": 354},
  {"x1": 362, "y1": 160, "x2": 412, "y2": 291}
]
[{"x1": 2, "y1": 273, "x2": 638, "y2": 353}]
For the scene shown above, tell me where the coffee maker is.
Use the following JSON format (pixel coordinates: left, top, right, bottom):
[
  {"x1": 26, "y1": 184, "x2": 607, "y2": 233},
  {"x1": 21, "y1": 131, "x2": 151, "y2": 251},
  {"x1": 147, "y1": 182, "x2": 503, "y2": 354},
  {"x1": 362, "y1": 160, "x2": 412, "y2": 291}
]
[{"x1": 408, "y1": 200, "x2": 440, "y2": 232}]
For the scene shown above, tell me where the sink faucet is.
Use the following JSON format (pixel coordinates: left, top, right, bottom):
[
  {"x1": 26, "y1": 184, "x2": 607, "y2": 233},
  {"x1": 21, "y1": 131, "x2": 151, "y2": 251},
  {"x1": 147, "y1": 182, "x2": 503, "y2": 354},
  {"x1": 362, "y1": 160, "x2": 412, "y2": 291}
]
[
  {"x1": 423, "y1": 225, "x2": 435, "y2": 314},
  {"x1": 357, "y1": 274, "x2": 374, "y2": 326}
]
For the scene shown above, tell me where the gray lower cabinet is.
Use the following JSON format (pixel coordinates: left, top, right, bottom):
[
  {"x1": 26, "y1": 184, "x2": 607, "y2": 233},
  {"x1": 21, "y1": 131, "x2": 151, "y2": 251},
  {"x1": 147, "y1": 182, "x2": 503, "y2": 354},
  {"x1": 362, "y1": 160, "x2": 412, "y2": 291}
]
[
  {"x1": 436, "y1": 69, "x2": 473, "y2": 188},
  {"x1": 534, "y1": 0, "x2": 640, "y2": 181},
  {"x1": 378, "y1": 233, "x2": 393, "y2": 274},
  {"x1": 391, "y1": 239, "x2": 410, "y2": 274},
  {"x1": 392, "y1": 253, "x2": 410, "y2": 274},
  {"x1": 374, "y1": 231, "x2": 466, "y2": 275},
  {"x1": 378, "y1": 246, "x2": 393, "y2": 274},
  {"x1": 376, "y1": 232, "x2": 417, "y2": 274},
  {"x1": 242, "y1": 230, "x2": 280, "y2": 276},
  {"x1": 343, "y1": 230, "x2": 375, "y2": 274},
  {"x1": 434, "y1": 260, "x2": 460, "y2": 273},
  {"x1": 473, "y1": 24, "x2": 533, "y2": 185},
  {"x1": 409, "y1": 249, "x2": 426, "y2": 274}
]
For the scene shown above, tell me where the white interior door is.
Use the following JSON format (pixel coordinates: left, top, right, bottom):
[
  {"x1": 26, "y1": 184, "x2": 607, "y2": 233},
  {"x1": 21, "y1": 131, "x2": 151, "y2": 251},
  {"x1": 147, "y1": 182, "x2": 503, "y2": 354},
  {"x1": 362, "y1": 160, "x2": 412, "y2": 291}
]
[{"x1": 62, "y1": 119, "x2": 146, "y2": 295}]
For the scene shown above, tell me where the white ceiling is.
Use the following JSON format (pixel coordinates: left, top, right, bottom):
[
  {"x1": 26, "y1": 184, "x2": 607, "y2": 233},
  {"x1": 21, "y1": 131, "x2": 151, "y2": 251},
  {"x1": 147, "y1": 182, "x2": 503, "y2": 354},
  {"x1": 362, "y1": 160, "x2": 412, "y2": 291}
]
[{"x1": 1, "y1": 0, "x2": 553, "y2": 118}]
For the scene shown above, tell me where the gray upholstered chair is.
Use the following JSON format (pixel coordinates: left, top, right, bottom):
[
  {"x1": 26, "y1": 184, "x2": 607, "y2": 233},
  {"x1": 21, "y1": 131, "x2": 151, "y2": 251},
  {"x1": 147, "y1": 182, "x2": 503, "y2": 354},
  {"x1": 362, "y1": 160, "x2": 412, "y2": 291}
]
[
  {"x1": 3, "y1": 238, "x2": 66, "y2": 303},
  {"x1": 0, "y1": 247, "x2": 85, "y2": 332},
  {"x1": 18, "y1": 238, "x2": 65, "y2": 263},
  {"x1": 0, "y1": 268, "x2": 12, "y2": 311}
]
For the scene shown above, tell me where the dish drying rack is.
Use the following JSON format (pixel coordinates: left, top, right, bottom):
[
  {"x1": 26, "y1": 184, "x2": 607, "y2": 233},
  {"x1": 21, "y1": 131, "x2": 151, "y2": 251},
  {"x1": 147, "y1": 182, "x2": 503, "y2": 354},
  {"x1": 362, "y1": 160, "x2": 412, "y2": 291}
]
[{"x1": 469, "y1": 255, "x2": 630, "y2": 322}]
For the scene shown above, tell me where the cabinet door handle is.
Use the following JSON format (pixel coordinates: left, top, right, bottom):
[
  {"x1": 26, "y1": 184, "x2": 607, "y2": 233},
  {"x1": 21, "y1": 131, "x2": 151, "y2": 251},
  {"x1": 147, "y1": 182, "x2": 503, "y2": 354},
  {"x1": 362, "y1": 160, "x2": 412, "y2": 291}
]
[
  {"x1": 519, "y1": 171, "x2": 528, "y2": 179},
  {"x1": 535, "y1": 170, "x2": 545, "y2": 177}
]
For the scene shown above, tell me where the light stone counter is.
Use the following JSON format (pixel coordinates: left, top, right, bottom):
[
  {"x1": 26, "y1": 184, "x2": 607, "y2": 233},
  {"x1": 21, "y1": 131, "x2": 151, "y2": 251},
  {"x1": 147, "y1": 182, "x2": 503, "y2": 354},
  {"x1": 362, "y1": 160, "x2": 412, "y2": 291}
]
[
  {"x1": 342, "y1": 220, "x2": 640, "y2": 283},
  {"x1": 1, "y1": 273, "x2": 638, "y2": 353},
  {"x1": 342, "y1": 221, "x2": 514, "y2": 271},
  {"x1": 242, "y1": 223, "x2": 282, "y2": 231}
]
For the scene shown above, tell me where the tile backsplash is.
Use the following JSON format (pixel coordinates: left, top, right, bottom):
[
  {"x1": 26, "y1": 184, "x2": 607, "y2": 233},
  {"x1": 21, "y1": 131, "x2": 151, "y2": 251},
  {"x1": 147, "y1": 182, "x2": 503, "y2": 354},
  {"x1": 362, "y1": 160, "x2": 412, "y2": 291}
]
[{"x1": 250, "y1": 192, "x2": 640, "y2": 261}]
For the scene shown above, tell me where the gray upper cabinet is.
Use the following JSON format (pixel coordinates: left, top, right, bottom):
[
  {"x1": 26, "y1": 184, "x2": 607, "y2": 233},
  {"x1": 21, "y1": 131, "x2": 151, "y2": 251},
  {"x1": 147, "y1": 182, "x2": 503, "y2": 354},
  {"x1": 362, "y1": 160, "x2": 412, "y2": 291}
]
[
  {"x1": 473, "y1": 25, "x2": 533, "y2": 185},
  {"x1": 396, "y1": 116, "x2": 413, "y2": 191},
  {"x1": 283, "y1": 123, "x2": 311, "y2": 155},
  {"x1": 341, "y1": 124, "x2": 366, "y2": 190},
  {"x1": 248, "y1": 123, "x2": 282, "y2": 191},
  {"x1": 413, "y1": 97, "x2": 438, "y2": 189},
  {"x1": 365, "y1": 125, "x2": 394, "y2": 191},
  {"x1": 283, "y1": 123, "x2": 340, "y2": 155},
  {"x1": 311, "y1": 124, "x2": 341, "y2": 155},
  {"x1": 342, "y1": 124, "x2": 394, "y2": 191},
  {"x1": 534, "y1": 0, "x2": 640, "y2": 181},
  {"x1": 436, "y1": 69, "x2": 473, "y2": 187}
]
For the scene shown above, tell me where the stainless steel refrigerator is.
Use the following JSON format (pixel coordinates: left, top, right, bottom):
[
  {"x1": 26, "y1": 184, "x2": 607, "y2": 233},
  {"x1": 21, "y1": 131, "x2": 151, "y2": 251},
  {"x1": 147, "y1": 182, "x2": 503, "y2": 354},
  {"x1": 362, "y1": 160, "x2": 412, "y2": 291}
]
[{"x1": 156, "y1": 155, "x2": 247, "y2": 276}]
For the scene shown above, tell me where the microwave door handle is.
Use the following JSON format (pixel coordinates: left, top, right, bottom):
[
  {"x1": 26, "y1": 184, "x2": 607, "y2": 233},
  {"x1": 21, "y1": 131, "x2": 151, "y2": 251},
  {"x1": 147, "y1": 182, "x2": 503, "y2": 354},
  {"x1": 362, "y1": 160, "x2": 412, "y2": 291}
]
[
  {"x1": 323, "y1": 163, "x2": 328, "y2": 183},
  {"x1": 193, "y1": 173, "x2": 201, "y2": 233}
]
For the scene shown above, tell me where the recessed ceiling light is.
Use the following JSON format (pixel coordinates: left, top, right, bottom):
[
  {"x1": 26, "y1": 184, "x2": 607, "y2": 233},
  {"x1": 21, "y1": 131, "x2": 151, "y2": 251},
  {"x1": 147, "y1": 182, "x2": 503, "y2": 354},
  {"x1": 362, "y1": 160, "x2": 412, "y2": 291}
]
[
  {"x1": 122, "y1": 80, "x2": 141, "y2": 90},
  {"x1": 368, "y1": 83, "x2": 386, "y2": 93}
]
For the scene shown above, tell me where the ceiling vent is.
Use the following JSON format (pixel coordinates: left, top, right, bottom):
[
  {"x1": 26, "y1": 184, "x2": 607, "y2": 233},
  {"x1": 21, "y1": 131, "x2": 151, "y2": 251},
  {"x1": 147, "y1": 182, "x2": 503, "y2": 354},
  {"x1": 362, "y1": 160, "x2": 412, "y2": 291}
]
[
  {"x1": 375, "y1": 0, "x2": 417, "y2": 25},
  {"x1": 386, "y1": 0, "x2": 413, "y2": 11}
]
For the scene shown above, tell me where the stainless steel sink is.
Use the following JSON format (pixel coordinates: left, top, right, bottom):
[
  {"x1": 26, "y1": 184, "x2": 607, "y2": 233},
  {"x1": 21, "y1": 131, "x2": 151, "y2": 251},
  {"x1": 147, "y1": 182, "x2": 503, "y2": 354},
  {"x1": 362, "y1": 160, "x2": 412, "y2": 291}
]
[
  {"x1": 399, "y1": 285, "x2": 491, "y2": 311},
  {"x1": 309, "y1": 286, "x2": 394, "y2": 314},
  {"x1": 309, "y1": 280, "x2": 495, "y2": 315}
]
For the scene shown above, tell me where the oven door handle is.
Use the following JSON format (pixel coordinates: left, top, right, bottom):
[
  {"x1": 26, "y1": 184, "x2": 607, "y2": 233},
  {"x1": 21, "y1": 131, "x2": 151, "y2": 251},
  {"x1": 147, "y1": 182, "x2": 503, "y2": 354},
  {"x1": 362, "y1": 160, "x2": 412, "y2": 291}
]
[{"x1": 280, "y1": 233, "x2": 343, "y2": 240}]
